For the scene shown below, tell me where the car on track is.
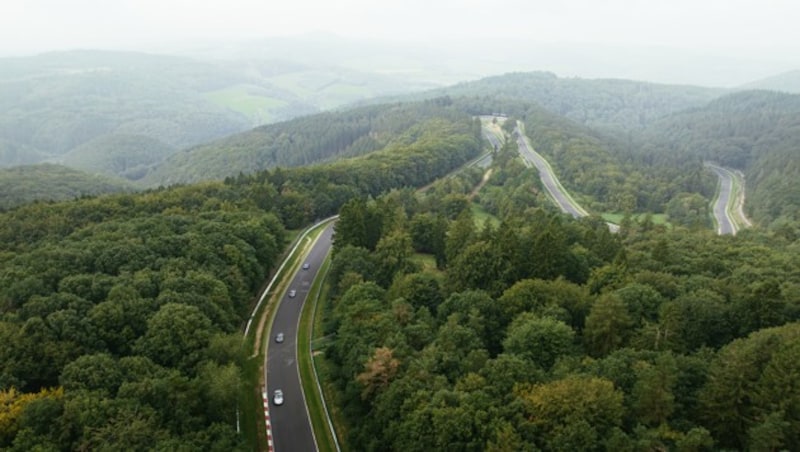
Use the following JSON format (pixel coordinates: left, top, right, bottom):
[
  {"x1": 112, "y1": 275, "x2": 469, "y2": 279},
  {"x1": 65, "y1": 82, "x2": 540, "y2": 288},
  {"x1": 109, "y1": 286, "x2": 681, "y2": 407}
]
[
  {"x1": 275, "y1": 332, "x2": 284, "y2": 343},
  {"x1": 288, "y1": 289, "x2": 297, "y2": 298},
  {"x1": 273, "y1": 389, "x2": 284, "y2": 406},
  {"x1": 302, "y1": 262, "x2": 310, "y2": 270}
]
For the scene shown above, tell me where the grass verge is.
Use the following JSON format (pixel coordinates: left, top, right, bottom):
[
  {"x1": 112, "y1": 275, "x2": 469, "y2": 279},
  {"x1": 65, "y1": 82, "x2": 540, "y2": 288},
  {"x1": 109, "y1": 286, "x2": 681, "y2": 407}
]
[
  {"x1": 727, "y1": 169, "x2": 753, "y2": 231},
  {"x1": 239, "y1": 346, "x2": 268, "y2": 450},
  {"x1": 315, "y1": 354, "x2": 351, "y2": 452},
  {"x1": 311, "y1": 277, "x2": 352, "y2": 451},
  {"x1": 298, "y1": 248, "x2": 340, "y2": 452}
]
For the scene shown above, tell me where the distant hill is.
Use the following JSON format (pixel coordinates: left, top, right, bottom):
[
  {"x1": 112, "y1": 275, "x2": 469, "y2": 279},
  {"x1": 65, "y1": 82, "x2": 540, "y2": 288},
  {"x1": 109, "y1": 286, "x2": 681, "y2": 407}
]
[
  {"x1": 59, "y1": 134, "x2": 176, "y2": 181},
  {"x1": 0, "y1": 163, "x2": 133, "y2": 209},
  {"x1": 411, "y1": 72, "x2": 725, "y2": 132},
  {"x1": 0, "y1": 138, "x2": 47, "y2": 166},
  {"x1": 0, "y1": 51, "x2": 250, "y2": 168},
  {"x1": 0, "y1": 50, "x2": 438, "y2": 175},
  {"x1": 640, "y1": 89, "x2": 800, "y2": 226},
  {"x1": 740, "y1": 70, "x2": 800, "y2": 93},
  {"x1": 141, "y1": 98, "x2": 471, "y2": 187}
]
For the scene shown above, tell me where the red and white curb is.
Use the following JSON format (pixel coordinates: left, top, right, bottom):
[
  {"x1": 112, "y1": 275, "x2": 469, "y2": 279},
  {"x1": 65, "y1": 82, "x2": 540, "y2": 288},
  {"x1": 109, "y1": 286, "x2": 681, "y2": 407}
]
[{"x1": 263, "y1": 391, "x2": 274, "y2": 452}]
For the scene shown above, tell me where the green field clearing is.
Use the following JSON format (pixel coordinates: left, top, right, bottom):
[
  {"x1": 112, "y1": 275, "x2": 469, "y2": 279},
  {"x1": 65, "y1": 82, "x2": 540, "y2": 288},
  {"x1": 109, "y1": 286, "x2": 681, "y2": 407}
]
[
  {"x1": 204, "y1": 84, "x2": 287, "y2": 124},
  {"x1": 299, "y1": 251, "x2": 338, "y2": 452},
  {"x1": 267, "y1": 72, "x2": 340, "y2": 97}
]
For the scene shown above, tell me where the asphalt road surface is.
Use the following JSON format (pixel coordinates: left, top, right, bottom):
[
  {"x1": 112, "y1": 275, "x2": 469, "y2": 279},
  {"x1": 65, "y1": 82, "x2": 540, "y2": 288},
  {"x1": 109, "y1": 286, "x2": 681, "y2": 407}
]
[
  {"x1": 265, "y1": 222, "x2": 335, "y2": 452},
  {"x1": 514, "y1": 129, "x2": 585, "y2": 219},
  {"x1": 483, "y1": 131, "x2": 502, "y2": 152},
  {"x1": 472, "y1": 151, "x2": 493, "y2": 169},
  {"x1": 706, "y1": 164, "x2": 736, "y2": 235}
]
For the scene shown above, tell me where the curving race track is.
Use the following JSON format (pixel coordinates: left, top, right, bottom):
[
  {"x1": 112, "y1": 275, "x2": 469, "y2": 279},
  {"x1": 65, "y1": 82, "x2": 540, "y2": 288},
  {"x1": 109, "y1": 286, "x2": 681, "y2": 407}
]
[
  {"x1": 706, "y1": 164, "x2": 737, "y2": 235},
  {"x1": 512, "y1": 125, "x2": 588, "y2": 219},
  {"x1": 264, "y1": 223, "x2": 335, "y2": 452}
]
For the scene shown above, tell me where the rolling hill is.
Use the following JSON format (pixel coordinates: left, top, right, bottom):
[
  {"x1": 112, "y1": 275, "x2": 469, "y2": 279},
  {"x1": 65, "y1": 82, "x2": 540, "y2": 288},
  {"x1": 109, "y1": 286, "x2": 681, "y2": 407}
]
[
  {"x1": 386, "y1": 71, "x2": 726, "y2": 132},
  {"x1": 140, "y1": 98, "x2": 471, "y2": 187},
  {"x1": 59, "y1": 134, "x2": 177, "y2": 182},
  {"x1": 740, "y1": 70, "x2": 800, "y2": 93},
  {"x1": 0, "y1": 163, "x2": 133, "y2": 209},
  {"x1": 0, "y1": 50, "x2": 440, "y2": 179},
  {"x1": 0, "y1": 51, "x2": 251, "y2": 168},
  {"x1": 139, "y1": 71, "x2": 728, "y2": 188}
]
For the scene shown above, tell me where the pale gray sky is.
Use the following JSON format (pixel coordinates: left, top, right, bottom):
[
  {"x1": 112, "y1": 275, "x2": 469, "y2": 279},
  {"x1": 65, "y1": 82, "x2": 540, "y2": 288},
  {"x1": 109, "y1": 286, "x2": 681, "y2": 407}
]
[
  {"x1": 3, "y1": 0, "x2": 799, "y2": 85},
  {"x1": 3, "y1": 0, "x2": 798, "y2": 53}
]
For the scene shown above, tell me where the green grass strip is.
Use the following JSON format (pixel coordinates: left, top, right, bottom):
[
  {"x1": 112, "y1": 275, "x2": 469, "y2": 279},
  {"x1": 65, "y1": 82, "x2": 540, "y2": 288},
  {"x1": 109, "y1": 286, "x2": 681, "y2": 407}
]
[
  {"x1": 727, "y1": 168, "x2": 753, "y2": 230},
  {"x1": 298, "y1": 242, "x2": 340, "y2": 452},
  {"x1": 311, "y1": 275, "x2": 352, "y2": 451}
]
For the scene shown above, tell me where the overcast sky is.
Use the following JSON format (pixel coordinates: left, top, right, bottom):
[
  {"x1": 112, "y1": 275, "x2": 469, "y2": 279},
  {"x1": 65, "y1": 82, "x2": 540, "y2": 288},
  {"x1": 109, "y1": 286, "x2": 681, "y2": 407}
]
[{"x1": 3, "y1": 0, "x2": 799, "y2": 84}]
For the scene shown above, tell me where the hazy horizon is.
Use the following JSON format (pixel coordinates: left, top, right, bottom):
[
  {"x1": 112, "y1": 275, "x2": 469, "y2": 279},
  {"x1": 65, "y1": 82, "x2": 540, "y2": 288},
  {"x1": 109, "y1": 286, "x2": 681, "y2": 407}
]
[{"x1": 3, "y1": 0, "x2": 800, "y2": 87}]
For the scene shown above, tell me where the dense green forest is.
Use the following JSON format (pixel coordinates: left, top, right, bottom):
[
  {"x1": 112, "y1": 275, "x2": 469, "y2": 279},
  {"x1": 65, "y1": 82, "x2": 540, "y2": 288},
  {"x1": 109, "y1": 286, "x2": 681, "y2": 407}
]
[
  {"x1": 0, "y1": 96, "x2": 472, "y2": 207},
  {"x1": 0, "y1": 183, "x2": 284, "y2": 450},
  {"x1": 0, "y1": 110, "x2": 480, "y2": 450},
  {"x1": 518, "y1": 108, "x2": 715, "y2": 222},
  {"x1": 321, "y1": 138, "x2": 800, "y2": 451},
  {"x1": 142, "y1": 97, "x2": 471, "y2": 186},
  {"x1": 639, "y1": 90, "x2": 800, "y2": 227},
  {"x1": 0, "y1": 164, "x2": 134, "y2": 210},
  {"x1": 60, "y1": 134, "x2": 177, "y2": 182},
  {"x1": 3, "y1": 65, "x2": 800, "y2": 451}
]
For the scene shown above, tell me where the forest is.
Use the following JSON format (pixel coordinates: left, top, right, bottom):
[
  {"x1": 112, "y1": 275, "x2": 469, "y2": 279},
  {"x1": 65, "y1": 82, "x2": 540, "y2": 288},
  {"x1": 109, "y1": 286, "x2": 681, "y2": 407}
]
[
  {"x1": 638, "y1": 90, "x2": 800, "y2": 228},
  {"x1": 0, "y1": 98, "x2": 474, "y2": 209},
  {"x1": 1, "y1": 72, "x2": 799, "y2": 451},
  {"x1": 141, "y1": 97, "x2": 471, "y2": 187},
  {"x1": 0, "y1": 164, "x2": 133, "y2": 210},
  {"x1": 321, "y1": 133, "x2": 800, "y2": 451},
  {"x1": 0, "y1": 109, "x2": 480, "y2": 450}
]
